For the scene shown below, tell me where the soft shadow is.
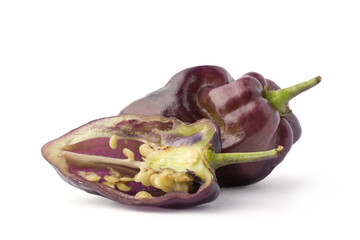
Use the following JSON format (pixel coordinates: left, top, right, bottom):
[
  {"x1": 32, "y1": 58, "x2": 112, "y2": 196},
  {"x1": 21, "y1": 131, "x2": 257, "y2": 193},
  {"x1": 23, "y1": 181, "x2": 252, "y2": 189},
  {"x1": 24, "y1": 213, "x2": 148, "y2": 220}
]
[
  {"x1": 204, "y1": 174, "x2": 309, "y2": 213},
  {"x1": 69, "y1": 175, "x2": 307, "y2": 213},
  {"x1": 69, "y1": 195, "x2": 210, "y2": 213}
]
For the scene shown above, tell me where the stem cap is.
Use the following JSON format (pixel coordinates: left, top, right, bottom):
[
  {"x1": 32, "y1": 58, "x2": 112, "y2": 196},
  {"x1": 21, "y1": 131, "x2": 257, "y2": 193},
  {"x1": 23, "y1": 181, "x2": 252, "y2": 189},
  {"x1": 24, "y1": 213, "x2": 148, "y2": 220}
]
[{"x1": 264, "y1": 76, "x2": 321, "y2": 116}]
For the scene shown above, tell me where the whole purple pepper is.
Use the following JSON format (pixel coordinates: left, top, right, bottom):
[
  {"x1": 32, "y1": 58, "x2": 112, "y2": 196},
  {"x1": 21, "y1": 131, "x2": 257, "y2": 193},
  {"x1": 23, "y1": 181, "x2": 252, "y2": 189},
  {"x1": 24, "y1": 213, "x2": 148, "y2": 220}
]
[
  {"x1": 120, "y1": 66, "x2": 321, "y2": 186},
  {"x1": 42, "y1": 115, "x2": 283, "y2": 208}
]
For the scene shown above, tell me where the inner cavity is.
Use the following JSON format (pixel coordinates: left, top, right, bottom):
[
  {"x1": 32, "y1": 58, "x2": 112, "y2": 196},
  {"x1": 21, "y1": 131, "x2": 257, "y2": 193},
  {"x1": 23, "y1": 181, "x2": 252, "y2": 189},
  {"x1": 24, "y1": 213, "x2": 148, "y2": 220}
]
[
  {"x1": 63, "y1": 138, "x2": 144, "y2": 159},
  {"x1": 63, "y1": 137, "x2": 202, "y2": 198},
  {"x1": 70, "y1": 166, "x2": 164, "y2": 196}
]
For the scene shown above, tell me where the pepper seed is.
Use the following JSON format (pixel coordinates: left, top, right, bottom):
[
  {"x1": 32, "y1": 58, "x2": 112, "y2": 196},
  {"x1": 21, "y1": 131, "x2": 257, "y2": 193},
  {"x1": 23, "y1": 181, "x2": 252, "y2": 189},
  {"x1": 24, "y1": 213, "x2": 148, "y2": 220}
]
[
  {"x1": 119, "y1": 177, "x2": 134, "y2": 182},
  {"x1": 116, "y1": 182, "x2": 132, "y2": 192},
  {"x1": 161, "y1": 169, "x2": 175, "y2": 176},
  {"x1": 123, "y1": 148, "x2": 135, "y2": 161},
  {"x1": 106, "y1": 166, "x2": 122, "y2": 178},
  {"x1": 169, "y1": 173, "x2": 193, "y2": 183},
  {"x1": 77, "y1": 171, "x2": 87, "y2": 178},
  {"x1": 78, "y1": 171, "x2": 101, "y2": 183},
  {"x1": 104, "y1": 175, "x2": 121, "y2": 183},
  {"x1": 109, "y1": 135, "x2": 118, "y2": 149},
  {"x1": 173, "y1": 182, "x2": 190, "y2": 192},
  {"x1": 134, "y1": 167, "x2": 145, "y2": 183},
  {"x1": 139, "y1": 144, "x2": 153, "y2": 157},
  {"x1": 135, "y1": 191, "x2": 153, "y2": 199},
  {"x1": 102, "y1": 181, "x2": 116, "y2": 189},
  {"x1": 140, "y1": 169, "x2": 155, "y2": 187},
  {"x1": 157, "y1": 174, "x2": 174, "y2": 189},
  {"x1": 150, "y1": 173, "x2": 159, "y2": 187}
]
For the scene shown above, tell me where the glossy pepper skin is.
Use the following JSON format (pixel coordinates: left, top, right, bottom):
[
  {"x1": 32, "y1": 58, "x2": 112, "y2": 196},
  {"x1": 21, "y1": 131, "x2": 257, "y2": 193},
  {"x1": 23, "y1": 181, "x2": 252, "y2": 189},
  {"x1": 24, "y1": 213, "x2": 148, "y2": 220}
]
[
  {"x1": 120, "y1": 66, "x2": 321, "y2": 187},
  {"x1": 42, "y1": 115, "x2": 283, "y2": 208}
]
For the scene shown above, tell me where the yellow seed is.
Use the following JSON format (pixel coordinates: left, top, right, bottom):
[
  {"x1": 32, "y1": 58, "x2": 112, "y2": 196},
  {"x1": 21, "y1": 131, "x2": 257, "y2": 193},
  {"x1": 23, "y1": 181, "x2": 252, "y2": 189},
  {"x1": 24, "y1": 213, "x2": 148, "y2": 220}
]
[
  {"x1": 135, "y1": 191, "x2": 153, "y2": 199},
  {"x1": 119, "y1": 177, "x2": 134, "y2": 182},
  {"x1": 134, "y1": 172, "x2": 142, "y2": 183},
  {"x1": 134, "y1": 167, "x2": 145, "y2": 182},
  {"x1": 157, "y1": 175, "x2": 174, "y2": 188},
  {"x1": 170, "y1": 173, "x2": 193, "y2": 183},
  {"x1": 102, "y1": 181, "x2": 116, "y2": 189},
  {"x1": 139, "y1": 144, "x2": 153, "y2": 157},
  {"x1": 173, "y1": 182, "x2": 190, "y2": 192},
  {"x1": 123, "y1": 148, "x2": 135, "y2": 160},
  {"x1": 84, "y1": 172, "x2": 101, "y2": 183},
  {"x1": 109, "y1": 135, "x2": 118, "y2": 149},
  {"x1": 150, "y1": 174, "x2": 159, "y2": 187},
  {"x1": 151, "y1": 174, "x2": 173, "y2": 192},
  {"x1": 116, "y1": 182, "x2": 132, "y2": 191},
  {"x1": 106, "y1": 167, "x2": 122, "y2": 178},
  {"x1": 104, "y1": 175, "x2": 121, "y2": 183},
  {"x1": 77, "y1": 171, "x2": 87, "y2": 178},
  {"x1": 151, "y1": 175, "x2": 162, "y2": 189},
  {"x1": 161, "y1": 169, "x2": 175, "y2": 176},
  {"x1": 140, "y1": 169, "x2": 155, "y2": 187}
]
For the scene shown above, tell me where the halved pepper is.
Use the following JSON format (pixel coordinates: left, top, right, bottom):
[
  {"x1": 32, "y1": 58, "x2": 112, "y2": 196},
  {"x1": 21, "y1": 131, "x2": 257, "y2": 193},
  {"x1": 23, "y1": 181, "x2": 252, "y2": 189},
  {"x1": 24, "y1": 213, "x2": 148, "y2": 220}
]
[
  {"x1": 42, "y1": 115, "x2": 283, "y2": 208},
  {"x1": 120, "y1": 66, "x2": 321, "y2": 186}
]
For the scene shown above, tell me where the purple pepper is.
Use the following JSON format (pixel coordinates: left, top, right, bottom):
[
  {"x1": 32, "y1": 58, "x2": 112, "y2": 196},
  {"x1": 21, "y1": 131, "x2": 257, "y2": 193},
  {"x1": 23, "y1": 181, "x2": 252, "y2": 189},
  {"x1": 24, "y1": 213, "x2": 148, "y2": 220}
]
[
  {"x1": 42, "y1": 115, "x2": 283, "y2": 208},
  {"x1": 120, "y1": 66, "x2": 321, "y2": 187}
]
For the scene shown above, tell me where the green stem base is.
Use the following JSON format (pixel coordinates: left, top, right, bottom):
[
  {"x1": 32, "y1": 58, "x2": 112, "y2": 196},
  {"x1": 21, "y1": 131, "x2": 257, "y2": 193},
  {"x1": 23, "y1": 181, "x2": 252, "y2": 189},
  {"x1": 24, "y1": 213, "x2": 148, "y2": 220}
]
[
  {"x1": 209, "y1": 146, "x2": 283, "y2": 170},
  {"x1": 264, "y1": 76, "x2": 321, "y2": 116}
]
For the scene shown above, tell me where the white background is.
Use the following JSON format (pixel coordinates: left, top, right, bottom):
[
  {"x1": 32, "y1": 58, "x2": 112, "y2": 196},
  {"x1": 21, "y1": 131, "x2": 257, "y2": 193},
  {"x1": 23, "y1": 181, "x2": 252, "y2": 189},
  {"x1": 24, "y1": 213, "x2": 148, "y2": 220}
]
[{"x1": 1, "y1": 0, "x2": 359, "y2": 239}]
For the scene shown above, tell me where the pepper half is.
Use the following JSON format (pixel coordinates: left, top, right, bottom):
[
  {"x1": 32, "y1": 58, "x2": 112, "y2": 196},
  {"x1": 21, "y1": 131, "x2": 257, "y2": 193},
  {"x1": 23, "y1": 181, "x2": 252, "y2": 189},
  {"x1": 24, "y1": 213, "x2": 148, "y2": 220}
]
[
  {"x1": 120, "y1": 66, "x2": 321, "y2": 186},
  {"x1": 42, "y1": 115, "x2": 283, "y2": 208}
]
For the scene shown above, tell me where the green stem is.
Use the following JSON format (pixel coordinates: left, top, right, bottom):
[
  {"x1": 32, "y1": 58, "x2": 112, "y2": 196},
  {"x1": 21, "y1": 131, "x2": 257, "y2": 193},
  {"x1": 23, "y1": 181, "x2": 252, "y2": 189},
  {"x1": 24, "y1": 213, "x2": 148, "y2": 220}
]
[
  {"x1": 264, "y1": 76, "x2": 321, "y2": 116},
  {"x1": 208, "y1": 146, "x2": 284, "y2": 170}
]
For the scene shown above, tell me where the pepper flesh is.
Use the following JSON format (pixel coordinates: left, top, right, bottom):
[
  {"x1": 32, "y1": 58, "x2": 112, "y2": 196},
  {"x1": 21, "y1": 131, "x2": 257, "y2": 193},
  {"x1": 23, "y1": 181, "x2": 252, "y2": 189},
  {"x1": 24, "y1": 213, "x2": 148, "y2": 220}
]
[
  {"x1": 120, "y1": 66, "x2": 321, "y2": 186},
  {"x1": 42, "y1": 115, "x2": 283, "y2": 208}
]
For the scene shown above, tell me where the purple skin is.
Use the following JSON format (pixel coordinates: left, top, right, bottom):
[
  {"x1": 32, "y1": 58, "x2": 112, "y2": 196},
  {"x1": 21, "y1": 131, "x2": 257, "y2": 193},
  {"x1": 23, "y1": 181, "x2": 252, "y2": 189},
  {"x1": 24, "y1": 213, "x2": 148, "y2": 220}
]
[
  {"x1": 42, "y1": 115, "x2": 283, "y2": 208},
  {"x1": 120, "y1": 66, "x2": 321, "y2": 187}
]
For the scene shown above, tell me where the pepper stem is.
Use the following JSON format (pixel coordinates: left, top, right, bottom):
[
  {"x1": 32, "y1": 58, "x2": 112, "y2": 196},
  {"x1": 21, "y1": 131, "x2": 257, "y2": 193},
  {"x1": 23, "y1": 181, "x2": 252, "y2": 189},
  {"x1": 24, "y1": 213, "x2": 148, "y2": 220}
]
[
  {"x1": 264, "y1": 76, "x2": 321, "y2": 116},
  {"x1": 208, "y1": 146, "x2": 284, "y2": 170}
]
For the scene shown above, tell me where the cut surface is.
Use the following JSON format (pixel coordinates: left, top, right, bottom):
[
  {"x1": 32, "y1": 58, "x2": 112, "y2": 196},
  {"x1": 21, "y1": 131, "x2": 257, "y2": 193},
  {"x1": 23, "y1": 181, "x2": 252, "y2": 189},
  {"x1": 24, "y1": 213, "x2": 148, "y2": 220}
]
[{"x1": 42, "y1": 115, "x2": 218, "y2": 205}]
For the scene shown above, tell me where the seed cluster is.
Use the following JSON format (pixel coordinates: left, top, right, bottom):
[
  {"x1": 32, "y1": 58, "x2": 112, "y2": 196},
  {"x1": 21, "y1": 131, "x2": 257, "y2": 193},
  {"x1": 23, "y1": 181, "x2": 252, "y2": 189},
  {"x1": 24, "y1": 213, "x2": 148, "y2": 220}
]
[
  {"x1": 78, "y1": 139, "x2": 195, "y2": 199},
  {"x1": 136, "y1": 143, "x2": 194, "y2": 194},
  {"x1": 78, "y1": 167, "x2": 133, "y2": 192},
  {"x1": 78, "y1": 171, "x2": 101, "y2": 182},
  {"x1": 134, "y1": 168, "x2": 193, "y2": 193}
]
